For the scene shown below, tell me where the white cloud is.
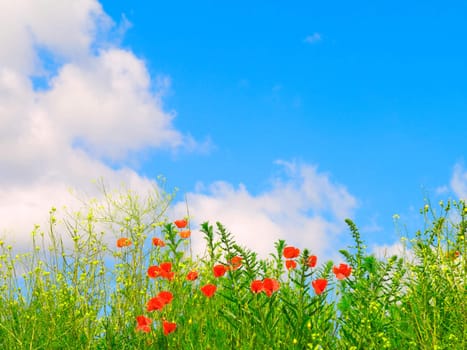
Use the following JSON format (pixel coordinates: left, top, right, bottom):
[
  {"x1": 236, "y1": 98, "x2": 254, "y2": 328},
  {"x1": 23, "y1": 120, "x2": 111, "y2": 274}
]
[
  {"x1": 304, "y1": 33, "x2": 322, "y2": 44},
  {"x1": 41, "y1": 49, "x2": 184, "y2": 160},
  {"x1": 0, "y1": 1, "x2": 197, "y2": 244},
  {"x1": 450, "y1": 162, "x2": 467, "y2": 199},
  {"x1": 371, "y1": 241, "x2": 413, "y2": 261},
  {"x1": 171, "y1": 161, "x2": 358, "y2": 261},
  {"x1": 0, "y1": 0, "x2": 110, "y2": 75}
]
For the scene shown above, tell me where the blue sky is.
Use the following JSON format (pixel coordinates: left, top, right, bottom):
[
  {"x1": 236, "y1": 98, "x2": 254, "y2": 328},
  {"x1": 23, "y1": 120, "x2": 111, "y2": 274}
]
[
  {"x1": 1, "y1": 0, "x2": 466, "y2": 259},
  {"x1": 102, "y1": 1, "x2": 467, "y2": 238}
]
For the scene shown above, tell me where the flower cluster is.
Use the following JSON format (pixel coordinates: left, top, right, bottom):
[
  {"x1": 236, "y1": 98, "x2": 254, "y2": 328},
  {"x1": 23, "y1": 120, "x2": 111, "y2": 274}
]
[
  {"x1": 147, "y1": 262, "x2": 174, "y2": 280},
  {"x1": 174, "y1": 218, "x2": 191, "y2": 238},
  {"x1": 310, "y1": 262, "x2": 352, "y2": 295},
  {"x1": 134, "y1": 219, "x2": 222, "y2": 336},
  {"x1": 283, "y1": 245, "x2": 300, "y2": 270},
  {"x1": 127, "y1": 218, "x2": 353, "y2": 337},
  {"x1": 135, "y1": 290, "x2": 175, "y2": 334},
  {"x1": 250, "y1": 278, "x2": 280, "y2": 296},
  {"x1": 136, "y1": 315, "x2": 152, "y2": 333},
  {"x1": 147, "y1": 291, "x2": 173, "y2": 312}
]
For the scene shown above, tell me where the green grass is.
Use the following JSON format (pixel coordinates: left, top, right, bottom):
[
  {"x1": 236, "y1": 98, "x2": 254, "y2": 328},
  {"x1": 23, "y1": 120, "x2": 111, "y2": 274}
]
[{"x1": 0, "y1": 186, "x2": 465, "y2": 349}]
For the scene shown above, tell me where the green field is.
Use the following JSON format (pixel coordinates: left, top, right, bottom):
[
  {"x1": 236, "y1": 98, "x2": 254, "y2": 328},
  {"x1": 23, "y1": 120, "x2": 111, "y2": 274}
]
[{"x1": 0, "y1": 187, "x2": 465, "y2": 349}]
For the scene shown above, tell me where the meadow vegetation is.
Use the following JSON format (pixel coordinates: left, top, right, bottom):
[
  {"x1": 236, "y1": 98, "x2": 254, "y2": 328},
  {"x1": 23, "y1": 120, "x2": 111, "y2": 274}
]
[{"x1": 0, "y1": 184, "x2": 465, "y2": 349}]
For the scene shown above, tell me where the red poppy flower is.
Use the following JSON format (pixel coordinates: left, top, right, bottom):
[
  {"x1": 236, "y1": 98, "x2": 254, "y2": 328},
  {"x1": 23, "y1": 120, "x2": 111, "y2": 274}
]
[
  {"x1": 312, "y1": 278, "x2": 328, "y2": 295},
  {"x1": 200, "y1": 284, "x2": 217, "y2": 298},
  {"x1": 179, "y1": 230, "x2": 191, "y2": 239},
  {"x1": 213, "y1": 264, "x2": 227, "y2": 278},
  {"x1": 160, "y1": 262, "x2": 175, "y2": 280},
  {"x1": 147, "y1": 265, "x2": 161, "y2": 278},
  {"x1": 283, "y1": 246, "x2": 300, "y2": 259},
  {"x1": 263, "y1": 278, "x2": 280, "y2": 297},
  {"x1": 230, "y1": 256, "x2": 243, "y2": 270},
  {"x1": 250, "y1": 280, "x2": 264, "y2": 293},
  {"x1": 307, "y1": 255, "x2": 317, "y2": 268},
  {"x1": 152, "y1": 237, "x2": 166, "y2": 247},
  {"x1": 146, "y1": 291, "x2": 173, "y2": 312},
  {"x1": 333, "y1": 263, "x2": 352, "y2": 280},
  {"x1": 174, "y1": 219, "x2": 188, "y2": 229},
  {"x1": 147, "y1": 296, "x2": 165, "y2": 312},
  {"x1": 285, "y1": 259, "x2": 297, "y2": 270},
  {"x1": 157, "y1": 291, "x2": 173, "y2": 305},
  {"x1": 116, "y1": 237, "x2": 131, "y2": 248},
  {"x1": 136, "y1": 315, "x2": 152, "y2": 333},
  {"x1": 160, "y1": 262, "x2": 172, "y2": 272},
  {"x1": 186, "y1": 271, "x2": 198, "y2": 281},
  {"x1": 163, "y1": 320, "x2": 177, "y2": 336}
]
